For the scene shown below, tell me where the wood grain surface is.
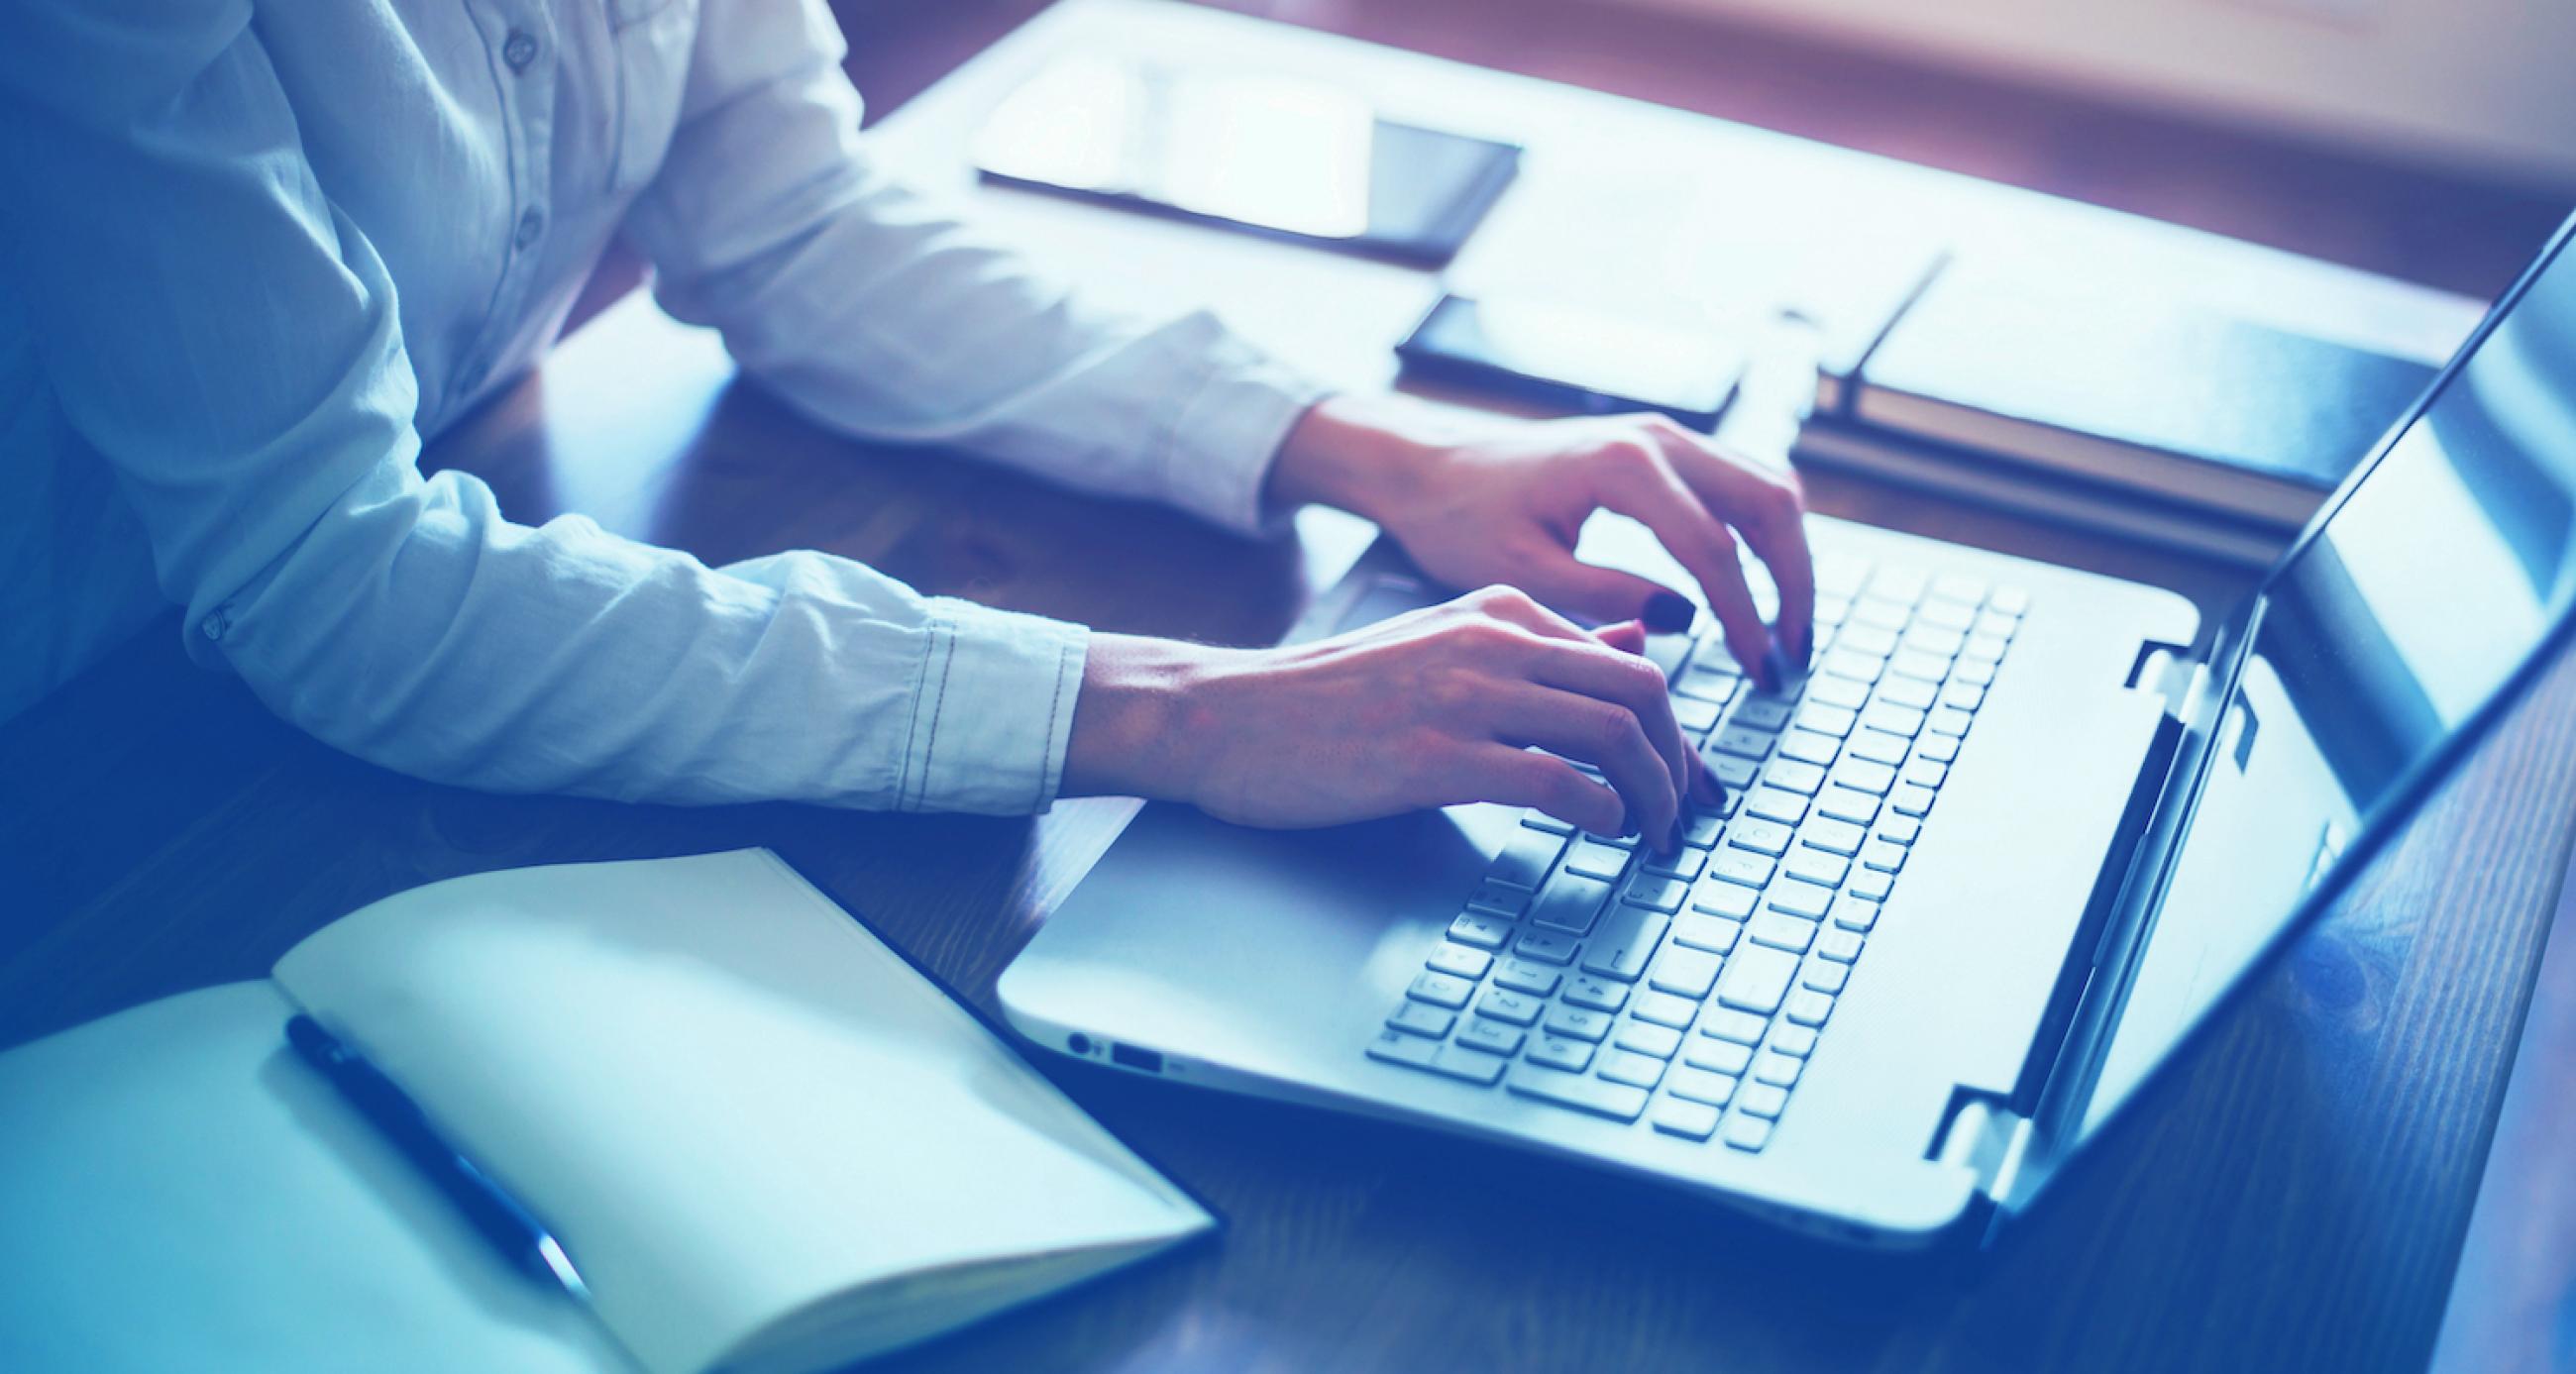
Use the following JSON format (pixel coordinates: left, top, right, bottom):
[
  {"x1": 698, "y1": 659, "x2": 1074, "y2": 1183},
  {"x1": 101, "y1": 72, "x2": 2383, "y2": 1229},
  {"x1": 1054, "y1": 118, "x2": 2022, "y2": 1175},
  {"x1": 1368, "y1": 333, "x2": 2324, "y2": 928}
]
[{"x1": 5, "y1": 3, "x2": 2570, "y2": 1372}]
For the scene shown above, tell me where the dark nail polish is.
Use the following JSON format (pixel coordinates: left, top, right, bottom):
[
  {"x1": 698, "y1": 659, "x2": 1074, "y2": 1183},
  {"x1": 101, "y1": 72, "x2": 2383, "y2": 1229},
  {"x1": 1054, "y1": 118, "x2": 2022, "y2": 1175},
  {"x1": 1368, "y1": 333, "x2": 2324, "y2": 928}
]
[
  {"x1": 1666, "y1": 820, "x2": 1685, "y2": 854},
  {"x1": 1643, "y1": 591, "x2": 1696, "y2": 636},
  {"x1": 1619, "y1": 812, "x2": 1640, "y2": 839},
  {"x1": 1760, "y1": 644, "x2": 1794, "y2": 693},
  {"x1": 1795, "y1": 627, "x2": 1815, "y2": 673}
]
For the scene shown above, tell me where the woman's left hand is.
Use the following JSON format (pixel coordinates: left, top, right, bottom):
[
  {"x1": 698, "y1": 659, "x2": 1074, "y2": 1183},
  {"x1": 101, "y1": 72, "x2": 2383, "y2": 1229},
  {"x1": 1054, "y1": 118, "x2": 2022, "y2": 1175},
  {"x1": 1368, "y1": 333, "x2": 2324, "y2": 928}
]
[{"x1": 1269, "y1": 394, "x2": 1816, "y2": 689}]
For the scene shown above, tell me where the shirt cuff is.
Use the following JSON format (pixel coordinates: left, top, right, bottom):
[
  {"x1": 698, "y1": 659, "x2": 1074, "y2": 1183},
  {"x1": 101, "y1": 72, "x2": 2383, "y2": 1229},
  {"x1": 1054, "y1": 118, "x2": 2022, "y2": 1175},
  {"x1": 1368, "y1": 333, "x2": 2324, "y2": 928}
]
[
  {"x1": 897, "y1": 596, "x2": 1089, "y2": 814},
  {"x1": 1154, "y1": 321, "x2": 1333, "y2": 538}
]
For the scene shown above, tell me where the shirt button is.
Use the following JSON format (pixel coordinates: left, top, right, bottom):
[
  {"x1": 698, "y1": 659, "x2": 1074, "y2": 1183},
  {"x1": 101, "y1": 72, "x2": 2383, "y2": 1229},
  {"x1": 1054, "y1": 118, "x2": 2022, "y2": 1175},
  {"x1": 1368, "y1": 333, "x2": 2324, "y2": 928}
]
[
  {"x1": 513, "y1": 206, "x2": 544, "y2": 251},
  {"x1": 200, "y1": 608, "x2": 230, "y2": 641},
  {"x1": 502, "y1": 30, "x2": 540, "y2": 70}
]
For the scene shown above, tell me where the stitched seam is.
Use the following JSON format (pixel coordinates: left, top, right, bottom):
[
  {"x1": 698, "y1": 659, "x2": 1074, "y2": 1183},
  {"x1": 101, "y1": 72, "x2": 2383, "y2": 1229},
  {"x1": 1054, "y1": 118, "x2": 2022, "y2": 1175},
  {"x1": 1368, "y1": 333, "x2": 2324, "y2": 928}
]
[
  {"x1": 914, "y1": 618, "x2": 959, "y2": 811},
  {"x1": 1036, "y1": 635, "x2": 1073, "y2": 810},
  {"x1": 893, "y1": 620, "x2": 935, "y2": 809}
]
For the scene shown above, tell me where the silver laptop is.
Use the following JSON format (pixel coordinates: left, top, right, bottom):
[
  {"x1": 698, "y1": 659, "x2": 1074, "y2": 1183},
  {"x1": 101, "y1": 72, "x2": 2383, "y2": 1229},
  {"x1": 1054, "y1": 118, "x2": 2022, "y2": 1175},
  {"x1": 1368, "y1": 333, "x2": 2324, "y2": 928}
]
[{"x1": 1000, "y1": 216, "x2": 2576, "y2": 1247}]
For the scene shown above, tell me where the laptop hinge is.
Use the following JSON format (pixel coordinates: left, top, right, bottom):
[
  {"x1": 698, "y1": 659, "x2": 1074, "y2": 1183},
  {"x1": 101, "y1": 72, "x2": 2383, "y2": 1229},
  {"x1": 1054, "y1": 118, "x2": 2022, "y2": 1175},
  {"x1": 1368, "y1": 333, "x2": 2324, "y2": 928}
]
[{"x1": 1928, "y1": 1090, "x2": 2035, "y2": 1202}]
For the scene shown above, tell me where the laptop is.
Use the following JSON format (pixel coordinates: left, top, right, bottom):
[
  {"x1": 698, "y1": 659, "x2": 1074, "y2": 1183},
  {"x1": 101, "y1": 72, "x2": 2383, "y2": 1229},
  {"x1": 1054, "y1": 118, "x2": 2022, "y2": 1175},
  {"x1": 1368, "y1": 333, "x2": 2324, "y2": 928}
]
[{"x1": 999, "y1": 214, "x2": 2576, "y2": 1247}]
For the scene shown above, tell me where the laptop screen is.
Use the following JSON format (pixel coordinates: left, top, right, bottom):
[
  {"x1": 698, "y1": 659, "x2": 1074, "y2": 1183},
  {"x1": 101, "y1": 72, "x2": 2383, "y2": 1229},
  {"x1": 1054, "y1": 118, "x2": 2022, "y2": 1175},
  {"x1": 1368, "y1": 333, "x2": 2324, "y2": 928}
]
[{"x1": 2078, "y1": 229, "x2": 2576, "y2": 1135}]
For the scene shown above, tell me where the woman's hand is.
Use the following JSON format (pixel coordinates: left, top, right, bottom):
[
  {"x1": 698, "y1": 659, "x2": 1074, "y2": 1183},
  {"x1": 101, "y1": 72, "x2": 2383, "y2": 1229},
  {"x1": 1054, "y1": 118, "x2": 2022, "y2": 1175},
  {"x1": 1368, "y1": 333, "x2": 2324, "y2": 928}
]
[
  {"x1": 1064, "y1": 586, "x2": 1722, "y2": 848},
  {"x1": 1268, "y1": 394, "x2": 1815, "y2": 690}
]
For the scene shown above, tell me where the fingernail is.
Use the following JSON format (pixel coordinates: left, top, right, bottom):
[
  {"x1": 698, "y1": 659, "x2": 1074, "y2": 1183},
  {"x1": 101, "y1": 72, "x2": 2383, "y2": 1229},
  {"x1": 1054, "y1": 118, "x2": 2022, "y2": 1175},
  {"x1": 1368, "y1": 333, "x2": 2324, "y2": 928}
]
[
  {"x1": 1619, "y1": 811, "x2": 1640, "y2": 839},
  {"x1": 1761, "y1": 644, "x2": 1794, "y2": 692},
  {"x1": 1643, "y1": 591, "x2": 1695, "y2": 636},
  {"x1": 1666, "y1": 820, "x2": 1685, "y2": 855}
]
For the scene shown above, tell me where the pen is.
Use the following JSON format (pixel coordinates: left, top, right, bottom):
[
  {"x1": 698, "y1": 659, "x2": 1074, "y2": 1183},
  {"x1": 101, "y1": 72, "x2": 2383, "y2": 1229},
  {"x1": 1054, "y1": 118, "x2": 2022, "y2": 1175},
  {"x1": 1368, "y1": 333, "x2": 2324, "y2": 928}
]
[{"x1": 284, "y1": 1014, "x2": 590, "y2": 1301}]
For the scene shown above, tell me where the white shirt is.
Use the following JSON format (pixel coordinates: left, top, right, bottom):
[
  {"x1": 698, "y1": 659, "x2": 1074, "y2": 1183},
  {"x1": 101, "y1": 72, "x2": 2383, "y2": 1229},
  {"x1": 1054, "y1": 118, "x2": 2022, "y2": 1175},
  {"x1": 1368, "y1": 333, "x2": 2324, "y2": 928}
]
[{"x1": 0, "y1": 0, "x2": 1324, "y2": 811}]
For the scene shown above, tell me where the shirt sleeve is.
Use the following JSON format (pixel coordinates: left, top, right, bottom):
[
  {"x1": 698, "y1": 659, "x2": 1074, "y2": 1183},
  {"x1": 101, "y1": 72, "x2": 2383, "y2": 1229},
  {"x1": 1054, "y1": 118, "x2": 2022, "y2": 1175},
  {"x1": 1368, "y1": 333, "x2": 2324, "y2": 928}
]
[
  {"x1": 621, "y1": 0, "x2": 1332, "y2": 538},
  {"x1": 0, "y1": 1, "x2": 1086, "y2": 813}
]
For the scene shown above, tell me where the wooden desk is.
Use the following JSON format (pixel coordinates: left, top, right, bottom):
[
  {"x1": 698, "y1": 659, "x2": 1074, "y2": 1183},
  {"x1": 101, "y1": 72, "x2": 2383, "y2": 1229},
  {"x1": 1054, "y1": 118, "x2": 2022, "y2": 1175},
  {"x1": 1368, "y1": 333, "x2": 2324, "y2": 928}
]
[{"x1": 4, "y1": 3, "x2": 2570, "y2": 1371}]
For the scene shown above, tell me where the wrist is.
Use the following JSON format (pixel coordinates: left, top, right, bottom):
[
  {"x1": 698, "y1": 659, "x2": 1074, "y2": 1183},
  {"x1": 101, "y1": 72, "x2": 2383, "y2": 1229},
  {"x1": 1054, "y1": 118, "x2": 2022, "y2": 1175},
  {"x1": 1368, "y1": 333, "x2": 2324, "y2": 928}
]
[
  {"x1": 1264, "y1": 392, "x2": 1478, "y2": 527},
  {"x1": 1062, "y1": 634, "x2": 1237, "y2": 802}
]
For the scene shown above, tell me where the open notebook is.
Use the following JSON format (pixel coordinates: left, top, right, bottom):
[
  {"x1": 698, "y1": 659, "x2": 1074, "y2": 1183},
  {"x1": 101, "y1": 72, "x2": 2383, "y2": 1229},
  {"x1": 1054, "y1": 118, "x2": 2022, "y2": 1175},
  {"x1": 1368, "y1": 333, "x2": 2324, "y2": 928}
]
[{"x1": 0, "y1": 850, "x2": 1212, "y2": 1374}]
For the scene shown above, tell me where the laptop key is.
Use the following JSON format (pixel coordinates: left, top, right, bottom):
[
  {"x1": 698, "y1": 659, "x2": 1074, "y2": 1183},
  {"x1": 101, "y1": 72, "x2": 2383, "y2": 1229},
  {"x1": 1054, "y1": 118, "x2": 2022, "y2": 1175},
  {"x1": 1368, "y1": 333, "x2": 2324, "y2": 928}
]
[
  {"x1": 1522, "y1": 811, "x2": 1575, "y2": 835},
  {"x1": 1653, "y1": 1099, "x2": 1723, "y2": 1140},
  {"x1": 1732, "y1": 697, "x2": 1796, "y2": 732},
  {"x1": 1489, "y1": 829, "x2": 1562, "y2": 889},
  {"x1": 1726, "y1": 817, "x2": 1794, "y2": 857},
  {"x1": 1748, "y1": 912, "x2": 1816, "y2": 954},
  {"x1": 1682, "y1": 1038, "x2": 1754, "y2": 1077},
  {"x1": 1848, "y1": 870, "x2": 1894, "y2": 902},
  {"x1": 1648, "y1": 947, "x2": 1723, "y2": 999},
  {"x1": 1505, "y1": 1064, "x2": 1650, "y2": 1121},
  {"x1": 1738, "y1": 1082, "x2": 1791, "y2": 1119},
  {"x1": 1700, "y1": 1008, "x2": 1769, "y2": 1046},
  {"x1": 1367, "y1": 1029, "x2": 1443, "y2": 1070},
  {"x1": 1562, "y1": 974, "x2": 1628, "y2": 1013},
  {"x1": 1388, "y1": 1003, "x2": 1455, "y2": 1038},
  {"x1": 1478, "y1": 989, "x2": 1546, "y2": 1026},
  {"x1": 1744, "y1": 787, "x2": 1810, "y2": 825},
  {"x1": 1860, "y1": 702, "x2": 1925, "y2": 739},
  {"x1": 1818, "y1": 929, "x2": 1865, "y2": 964},
  {"x1": 1449, "y1": 911, "x2": 1515, "y2": 949},
  {"x1": 1885, "y1": 651, "x2": 1950, "y2": 687},
  {"x1": 1800, "y1": 961, "x2": 1849, "y2": 996},
  {"x1": 1458, "y1": 1018, "x2": 1526, "y2": 1057},
  {"x1": 1623, "y1": 875, "x2": 1689, "y2": 913},
  {"x1": 1807, "y1": 674, "x2": 1870, "y2": 710},
  {"x1": 1543, "y1": 1004, "x2": 1615, "y2": 1042},
  {"x1": 1710, "y1": 754, "x2": 1762, "y2": 791},
  {"x1": 1526, "y1": 1034, "x2": 1594, "y2": 1073},
  {"x1": 1708, "y1": 849, "x2": 1775, "y2": 889},
  {"x1": 1964, "y1": 632, "x2": 2009, "y2": 664},
  {"x1": 1643, "y1": 847, "x2": 1706, "y2": 880},
  {"x1": 1613, "y1": 1020, "x2": 1684, "y2": 1059},
  {"x1": 1670, "y1": 911, "x2": 1741, "y2": 955},
  {"x1": 1766, "y1": 760, "x2": 1828, "y2": 794},
  {"x1": 1797, "y1": 703, "x2": 1858, "y2": 738},
  {"x1": 1800, "y1": 816, "x2": 1867, "y2": 856},
  {"x1": 1915, "y1": 732, "x2": 1961, "y2": 764},
  {"x1": 1561, "y1": 839, "x2": 1631, "y2": 882},
  {"x1": 1766, "y1": 879, "x2": 1835, "y2": 920},
  {"x1": 1889, "y1": 784, "x2": 1937, "y2": 817},
  {"x1": 1671, "y1": 695, "x2": 1722, "y2": 734},
  {"x1": 1515, "y1": 931, "x2": 1580, "y2": 965},
  {"x1": 1830, "y1": 896, "x2": 1880, "y2": 932},
  {"x1": 1579, "y1": 908, "x2": 1670, "y2": 983},
  {"x1": 1770, "y1": 1023, "x2": 1821, "y2": 1058},
  {"x1": 1427, "y1": 943, "x2": 1493, "y2": 980},
  {"x1": 1831, "y1": 759, "x2": 1898, "y2": 796},
  {"x1": 1815, "y1": 782, "x2": 1881, "y2": 822},
  {"x1": 1918, "y1": 596, "x2": 1976, "y2": 631},
  {"x1": 1597, "y1": 1047, "x2": 1667, "y2": 1089},
  {"x1": 1722, "y1": 1114, "x2": 1773, "y2": 1152},
  {"x1": 1928, "y1": 705, "x2": 1976, "y2": 737},
  {"x1": 1784, "y1": 990, "x2": 1835, "y2": 1027},
  {"x1": 1878, "y1": 815, "x2": 1923, "y2": 846},
  {"x1": 1427, "y1": 1042, "x2": 1511, "y2": 1085},
  {"x1": 1632, "y1": 989, "x2": 1699, "y2": 1028},
  {"x1": 1754, "y1": 1052, "x2": 1804, "y2": 1088},
  {"x1": 1715, "y1": 945, "x2": 1799, "y2": 1013},
  {"x1": 1784, "y1": 848, "x2": 1850, "y2": 889},
  {"x1": 1710, "y1": 726, "x2": 1774, "y2": 761},
  {"x1": 1861, "y1": 840, "x2": 1908, "y2": 874},
  {"x1": 1689, "y1": 879, "x2": 1759, "y2": 919},
  {"x1": 1952, "y1": 658, "x2": 1996, "y2": 688},
  {"x1": 1466, "y1": 882, "x2": 1530, "y2": 917},
  {"x1": 1776, "y1": 729, "x2": 1842, "y2": 767},
  {"x1": 1840, "y1": 732, "x2": 1902, "y2": 771},
  {"x1": 1493, "y1": 957, "x2": 1563, "y2": 997},
  {"x1": 1681, "y1": 813, "x2": 1724, "y2": 848},
  {"x1": 1902, "y1": 758, "x2": 1949, "y2": 791},
  {"x1": 1530, "y1": 872, "x2": 1614, "y2": 933},
  {"x1": 1409, "y1": 971, "x2": 1475, "y2": 1008}
]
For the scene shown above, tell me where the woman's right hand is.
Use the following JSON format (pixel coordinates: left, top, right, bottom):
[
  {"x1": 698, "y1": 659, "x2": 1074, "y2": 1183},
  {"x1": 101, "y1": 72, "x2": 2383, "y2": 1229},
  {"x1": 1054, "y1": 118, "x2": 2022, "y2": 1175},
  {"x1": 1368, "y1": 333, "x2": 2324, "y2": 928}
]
[{"x1": 1064, "y1": 585, "x2": 1719, "y2": 849}]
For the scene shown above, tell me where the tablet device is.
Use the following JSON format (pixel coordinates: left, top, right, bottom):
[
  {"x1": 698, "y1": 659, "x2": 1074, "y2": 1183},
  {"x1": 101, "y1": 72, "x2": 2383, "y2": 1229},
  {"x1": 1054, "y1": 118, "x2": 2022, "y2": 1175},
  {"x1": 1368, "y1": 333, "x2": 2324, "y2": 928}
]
[
  {"x1": 973, "y1": 57, "x2": 1520, "y2": 266},
  {"x1": 1394, "y1": 294, "x2": 1748, "y2": 432}
]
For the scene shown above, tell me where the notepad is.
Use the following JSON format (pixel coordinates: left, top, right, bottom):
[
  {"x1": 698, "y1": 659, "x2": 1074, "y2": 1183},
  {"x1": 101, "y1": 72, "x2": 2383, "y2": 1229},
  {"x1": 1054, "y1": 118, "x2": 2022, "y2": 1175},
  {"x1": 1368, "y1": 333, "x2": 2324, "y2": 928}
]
[{"x1": 0, "y1": 850, "x2": 1212, "y2": 1374}]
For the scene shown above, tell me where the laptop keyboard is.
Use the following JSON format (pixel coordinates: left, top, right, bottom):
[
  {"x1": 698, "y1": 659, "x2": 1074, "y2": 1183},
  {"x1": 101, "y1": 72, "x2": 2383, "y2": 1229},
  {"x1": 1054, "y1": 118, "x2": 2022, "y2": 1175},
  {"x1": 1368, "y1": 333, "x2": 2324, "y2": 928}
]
[{"x1": 1365, "y1": 556, "x2": 2028, "y2": 1153}]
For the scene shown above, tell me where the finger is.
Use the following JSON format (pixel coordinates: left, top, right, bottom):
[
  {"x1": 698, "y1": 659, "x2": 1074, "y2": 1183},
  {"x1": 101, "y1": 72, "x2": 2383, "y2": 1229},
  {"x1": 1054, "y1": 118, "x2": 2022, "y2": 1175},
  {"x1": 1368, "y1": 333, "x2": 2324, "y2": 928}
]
[
  {"x1": 1467, "y1": 592, "x2": 1693, "y2": 807},
  {"x1": 1488, "y1": 683, "x2": 1682, "y2": 850},
  {"x1": 1521, "y1": 634, "x2": 1695, "y2": 812},
  {"x1": 1594, "y1": 620, "x2": 1648, "y2": 656},
  {"x1": 1460, "y1": 747, "x2": 1626, "y2": 836},
  {"x1": 1512, "y1": 553, "x2": 1699, "y2": 635},
  {"x1": 1585, "y1": 443, "x2": 1777, "y2": 689},
  {"x1": 1648, "y1": 421, "x2": 1817, "y2": 670}
]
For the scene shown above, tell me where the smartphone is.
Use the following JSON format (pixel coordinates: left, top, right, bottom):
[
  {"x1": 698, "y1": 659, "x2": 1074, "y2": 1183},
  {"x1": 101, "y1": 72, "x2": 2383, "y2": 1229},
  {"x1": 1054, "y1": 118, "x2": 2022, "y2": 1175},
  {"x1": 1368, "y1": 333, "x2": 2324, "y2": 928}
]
[
  {"x1": 973, "y1": 57, "x2": 1520, "y2": 266},
  {"x1": 1395, "y1": 294, "x2": 1748, "y2": 431}
]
